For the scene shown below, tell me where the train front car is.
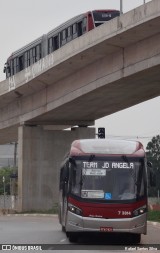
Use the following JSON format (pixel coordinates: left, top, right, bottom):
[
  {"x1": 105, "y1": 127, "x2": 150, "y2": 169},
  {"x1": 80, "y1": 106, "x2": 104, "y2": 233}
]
[
  {"x1": 59, "y1": 139, "x2": 149, "y2": 243},
  {"x1": 3, "y1": 9, "x2": 120, "y2": 78},
  {"x1": 89, "y1": 9, "x2": 120, "y2": 29}
]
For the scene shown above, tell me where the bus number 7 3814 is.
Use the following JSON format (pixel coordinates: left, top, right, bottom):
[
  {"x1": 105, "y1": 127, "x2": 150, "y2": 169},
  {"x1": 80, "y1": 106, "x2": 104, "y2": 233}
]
[{"x1": 58, "y1": 139, "x2": 155, "y2": 243}]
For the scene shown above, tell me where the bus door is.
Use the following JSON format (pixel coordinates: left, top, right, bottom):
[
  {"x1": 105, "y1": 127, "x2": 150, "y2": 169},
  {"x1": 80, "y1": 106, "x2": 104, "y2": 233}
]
[{"x1": 61, "y1": 162, "x2": 69, "y2": 227}]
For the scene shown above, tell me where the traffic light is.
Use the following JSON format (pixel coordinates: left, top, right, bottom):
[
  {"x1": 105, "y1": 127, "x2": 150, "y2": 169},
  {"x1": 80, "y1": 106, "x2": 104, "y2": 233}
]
[{"x1": 98, "y1": 127, "x2": 105, "y2": 139}]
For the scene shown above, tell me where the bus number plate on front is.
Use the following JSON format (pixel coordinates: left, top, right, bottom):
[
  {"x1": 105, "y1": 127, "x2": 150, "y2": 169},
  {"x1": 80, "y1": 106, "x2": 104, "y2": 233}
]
[{"x1": 100, "y1": 227, "x2": 113, "y2": 232}]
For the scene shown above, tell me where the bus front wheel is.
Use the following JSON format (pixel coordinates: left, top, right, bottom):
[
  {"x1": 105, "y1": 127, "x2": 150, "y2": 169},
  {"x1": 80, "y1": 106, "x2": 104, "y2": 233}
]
[
  {"x1": 129, "y1": 234, "x2": 141, "y2": 244},
  {"x1": 67, "y1": 232, "x2": 78, "y2": 243}
]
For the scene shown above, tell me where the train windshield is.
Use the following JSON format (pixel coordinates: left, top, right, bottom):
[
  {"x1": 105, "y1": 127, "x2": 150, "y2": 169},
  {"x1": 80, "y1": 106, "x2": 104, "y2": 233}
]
[
  {"x1": 93, "y1": 10, "x2": 120, "y2": 27},
  {"x1": 70, "y1": 157, "x2": 146, "y2": 201}
]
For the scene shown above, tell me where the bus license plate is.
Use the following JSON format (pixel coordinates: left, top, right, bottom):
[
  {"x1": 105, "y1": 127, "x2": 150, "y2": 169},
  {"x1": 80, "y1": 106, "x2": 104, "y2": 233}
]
[{"x1": 100, "y1": 227, "x2": 113, "y2": 232}]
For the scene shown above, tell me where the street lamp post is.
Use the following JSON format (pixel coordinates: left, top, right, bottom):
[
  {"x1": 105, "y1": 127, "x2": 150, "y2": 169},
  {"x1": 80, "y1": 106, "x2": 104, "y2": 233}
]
[
  {"x1": 2, "y1": 176, "x2": 6, "y2": 209},
  {"x1": 120, "y1": 0, "x2": 123, "y2": 14}
]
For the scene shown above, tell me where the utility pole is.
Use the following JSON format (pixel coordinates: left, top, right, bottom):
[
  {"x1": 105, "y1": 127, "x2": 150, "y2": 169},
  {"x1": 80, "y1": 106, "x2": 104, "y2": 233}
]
[
  {"x1": 11, "y1": 142, "x2": 18, "y2": 210},
  {"x1": 120, "y1": 0, "x2": 123, "y2": 14},
  {"x1": 3, "y1": 176, "x2": 6, "y2": 209}
]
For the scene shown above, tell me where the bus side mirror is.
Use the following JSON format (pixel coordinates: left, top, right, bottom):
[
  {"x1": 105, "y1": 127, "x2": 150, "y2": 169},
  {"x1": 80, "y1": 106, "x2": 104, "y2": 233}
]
[{"x1": 147, "y1": 162, "x2": 156, "y2": 187}]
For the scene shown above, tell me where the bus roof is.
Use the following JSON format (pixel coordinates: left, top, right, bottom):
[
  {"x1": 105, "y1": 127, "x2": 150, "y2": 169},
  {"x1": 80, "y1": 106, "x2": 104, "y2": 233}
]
[{"x1": 70, "y1": 139, "x2": 144, "y2": 156}]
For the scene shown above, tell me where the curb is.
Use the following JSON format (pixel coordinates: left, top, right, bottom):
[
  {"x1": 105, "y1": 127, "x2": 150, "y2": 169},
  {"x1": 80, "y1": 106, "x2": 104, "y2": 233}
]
[
  {"x1": 147, "y1": 221, "x2": 160, "y2": 228},
  {"x1": 1, "y1": 213, "x2": 58, "y2": 217}
]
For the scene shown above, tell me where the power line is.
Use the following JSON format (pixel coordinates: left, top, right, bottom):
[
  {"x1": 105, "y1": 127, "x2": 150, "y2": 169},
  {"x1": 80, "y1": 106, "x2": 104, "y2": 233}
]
[{"x1": 106, "y1": 135, "x2": 156, "y2": 140}]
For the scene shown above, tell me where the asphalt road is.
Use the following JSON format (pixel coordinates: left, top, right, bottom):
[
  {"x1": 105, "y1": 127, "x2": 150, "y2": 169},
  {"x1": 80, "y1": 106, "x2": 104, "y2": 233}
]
[{"x1": 0, "y1": 214, "x2": 159, "y2": 252}]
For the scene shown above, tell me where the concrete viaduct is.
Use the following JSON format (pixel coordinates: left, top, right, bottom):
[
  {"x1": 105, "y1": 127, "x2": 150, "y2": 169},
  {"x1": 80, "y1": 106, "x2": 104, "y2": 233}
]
[{"x1": 0, "y1": 0, "x2": 160, "y2": 211}]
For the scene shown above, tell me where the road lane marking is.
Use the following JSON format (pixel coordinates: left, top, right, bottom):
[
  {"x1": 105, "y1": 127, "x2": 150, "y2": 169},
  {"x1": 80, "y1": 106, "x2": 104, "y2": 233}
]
[{"x1": 60, "y1": 238, "x2": 67, "y2": 243}]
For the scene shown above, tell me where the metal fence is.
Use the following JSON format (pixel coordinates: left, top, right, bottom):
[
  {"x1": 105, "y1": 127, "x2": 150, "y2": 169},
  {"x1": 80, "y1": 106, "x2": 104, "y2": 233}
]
[{"x1": 0, "y1": 195, "x2": 18, "y2": 210}]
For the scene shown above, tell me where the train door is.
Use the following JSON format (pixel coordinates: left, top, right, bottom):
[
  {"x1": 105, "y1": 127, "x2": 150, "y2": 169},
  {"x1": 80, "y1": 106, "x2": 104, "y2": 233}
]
[
  {"x1": 78, "y1": 21, "x2": 83, "y2": 36},
  {"x1": 77, "y1": 18, "x2": 87, "y2": 36},
  {"x1": 19, "y1": 56, "x2": 24, "y2": 71}
]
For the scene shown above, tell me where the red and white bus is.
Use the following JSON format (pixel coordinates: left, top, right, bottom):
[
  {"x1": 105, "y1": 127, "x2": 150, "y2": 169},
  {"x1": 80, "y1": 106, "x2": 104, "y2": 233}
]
[{"x1": 59, "y1": 139, "x2": 155, "y2": 243}]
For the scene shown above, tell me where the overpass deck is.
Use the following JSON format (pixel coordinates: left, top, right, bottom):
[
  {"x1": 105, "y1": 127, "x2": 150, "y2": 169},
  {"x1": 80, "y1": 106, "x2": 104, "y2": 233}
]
[{"x1": 0, "y1": 0, "x2": 160, "y2": 143}]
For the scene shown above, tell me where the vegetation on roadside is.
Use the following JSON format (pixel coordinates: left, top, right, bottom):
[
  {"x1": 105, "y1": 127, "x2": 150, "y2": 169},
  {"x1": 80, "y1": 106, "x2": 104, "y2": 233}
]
[
  {"x1": 15, "y1": 203, "x2": 59, "y2": 215},
  {"x1": 0, "y1": 167, "x2": 18, "y2": 195},
  {"x1": 146, "y1": 135, "x2": 160, "y2": 197},
  {"x1": 147, "y1": 210, "x2": 160, "y2": 222}
]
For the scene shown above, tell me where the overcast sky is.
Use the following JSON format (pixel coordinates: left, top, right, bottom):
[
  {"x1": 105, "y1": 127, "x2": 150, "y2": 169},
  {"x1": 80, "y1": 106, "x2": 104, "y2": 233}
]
[{"x1": 0, "y1": 0, "x2": 159, "y2": 148}]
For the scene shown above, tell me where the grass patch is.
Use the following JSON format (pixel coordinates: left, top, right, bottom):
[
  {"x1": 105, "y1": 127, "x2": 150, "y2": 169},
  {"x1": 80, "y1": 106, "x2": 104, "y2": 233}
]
[
  {"x1": 15, "y1": 203, "x2": 58, "y2": 215},
  {"x1": 148, "y1": 210, "x2": 160, "y2": 222}
]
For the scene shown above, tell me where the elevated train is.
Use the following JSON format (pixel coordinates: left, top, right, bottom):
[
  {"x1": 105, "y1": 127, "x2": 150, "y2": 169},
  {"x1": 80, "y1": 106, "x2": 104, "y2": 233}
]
[{"x1": 3, "y1": 9, "x2": 120, "y2": 78}]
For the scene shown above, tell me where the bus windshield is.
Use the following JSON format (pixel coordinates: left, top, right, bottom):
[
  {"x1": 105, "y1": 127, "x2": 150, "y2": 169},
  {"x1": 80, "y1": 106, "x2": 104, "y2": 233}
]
[{"x1": 70, "y1": 157, "x2": 146, "y2": 201}]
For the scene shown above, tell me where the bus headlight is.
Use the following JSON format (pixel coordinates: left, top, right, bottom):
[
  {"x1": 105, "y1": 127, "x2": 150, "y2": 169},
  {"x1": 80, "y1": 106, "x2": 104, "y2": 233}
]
[
  {"x1": 68, "y1": 203, "x2": 82, "y2": 216},
  {"x1": 133, "y1": 205, "x2": 147, "y2": 217}
]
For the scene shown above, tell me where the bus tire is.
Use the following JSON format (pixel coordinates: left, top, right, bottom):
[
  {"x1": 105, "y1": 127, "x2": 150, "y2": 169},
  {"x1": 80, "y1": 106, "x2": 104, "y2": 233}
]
[
  {"x1": 128, "y1": 233, "x2": 141, "y2": 244},
  {"x1": 68, "y1": 232, "x2": 78, "y2": 243},
  {"x1": 133, "y1": 234, "x2": 141, "y2": 244},
  {"x1": 62, "y1": 225, "x2": 66, "y2": 232}
]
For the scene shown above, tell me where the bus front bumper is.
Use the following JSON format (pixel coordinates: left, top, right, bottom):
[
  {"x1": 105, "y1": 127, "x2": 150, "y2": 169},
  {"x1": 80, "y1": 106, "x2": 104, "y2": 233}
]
[{"x1": 66, "y1": 211, "x2": 147, "y2": 234}]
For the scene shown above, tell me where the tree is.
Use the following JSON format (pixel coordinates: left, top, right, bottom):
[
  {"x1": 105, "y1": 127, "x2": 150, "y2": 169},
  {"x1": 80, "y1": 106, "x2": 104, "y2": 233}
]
[
  {"x1": 146, "y1": 135, "x2": 160, "y2": 197},
  {"x1": 0, "y1": 167, "x2": 17, "y2": 195}
]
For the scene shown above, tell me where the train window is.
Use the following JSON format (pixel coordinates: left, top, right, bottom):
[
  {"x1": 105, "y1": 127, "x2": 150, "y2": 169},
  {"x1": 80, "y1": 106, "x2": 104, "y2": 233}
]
[
  {"x1": 53, "y1": 36, "x2": 59, "y2": 50},
  {"x1": 83, "y1": 17, "x2": 87, "y2": 26},
  {"x1": 72, "y1": 23, "x2": 78, "y2": 39},
  {"x1": 13, "y1": 58, "x2": 18, "y2": 74},
  {"x1": 24, "y1": 52, "x2": 28, "y2": 68},
  {"x1": 67, "y1": 26, "x2": 72, "y2": 42},
  {"x1": 36, "y1": 45, "x2": 41, "y2": 61},
  {"x1": 83, "y1": 18, "x2": 87, "y2": 33},
  {"x1": 48, "y1": 37, "x2": 53, "y2": 54},
  {"x1": 78, "y1": 21, "x2": 83, "y2": 36},
  {"x1": 62, "y1": 30, "x2": 66, "y2": 40},
  {"x1": 11, "y1": 60, "x2": 14, "y2": 76},
  {"x1": 19, "y1": 56, "x2": 24, "y2": 71},
  {"x1": 33, "y1": 48, "x2": 36, "y2": 63},
  {"x1": 67, "y1": 26, "x2": 72, "y2": 37},
  {"x1": 30, "y1": 49, "x2": 33, "y2": 65},
  {"x1": 27, "y1": 51, "x2": 30, "y2": 66},
  {"x1": 61, "y1": 30, "x2": 67, "y2": 46},
  {"x1": 73, "y1": 23, "x2": 77, "y2": 34}
]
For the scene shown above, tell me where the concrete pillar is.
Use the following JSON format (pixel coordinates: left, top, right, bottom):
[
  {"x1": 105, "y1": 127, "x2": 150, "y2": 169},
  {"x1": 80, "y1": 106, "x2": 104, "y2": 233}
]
[{"x1": 18, "y1": 125, "x2": 95, "y2": 211}]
